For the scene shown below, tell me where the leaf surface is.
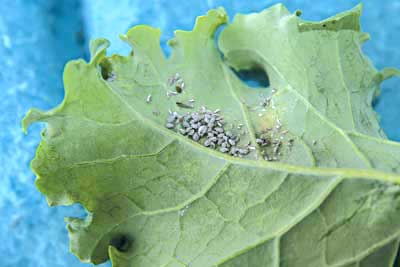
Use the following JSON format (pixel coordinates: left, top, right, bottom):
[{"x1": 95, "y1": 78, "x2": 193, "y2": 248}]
[{"x1": 23, "y1": 4, "x2": 400, "y2": 267}]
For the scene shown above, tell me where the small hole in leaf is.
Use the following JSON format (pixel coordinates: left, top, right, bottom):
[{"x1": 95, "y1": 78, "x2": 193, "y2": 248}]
[
  {"x1": 99, "y1": 58, "x2": 113, "y2": 80},
  {"x1": 110, "y1": 234, "x2": 133, "y2": 252},
  {"x1": 322, "y1": 24, "x2": 327, "y2": 28},
  {"x1": 232, "y1": 67, "x2": 270, "y2": 88},
  {"x1": 394, "y1": 247, "x2": 400, "y2": 266}
]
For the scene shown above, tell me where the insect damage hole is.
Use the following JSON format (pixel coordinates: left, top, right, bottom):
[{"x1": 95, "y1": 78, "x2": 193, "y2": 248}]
[
  {"x1": 98, "y1": 58, "x2": 115, "y2": 81},
  {"x1": 110, "y1": 234, "x2": 133, "y2": 252},
  {"x1": 232, "y1": 66, "x2": 270, "y2": 89}
]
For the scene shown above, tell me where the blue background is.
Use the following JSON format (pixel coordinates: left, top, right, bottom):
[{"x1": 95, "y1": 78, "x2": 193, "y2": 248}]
[{"x1": 0, "y1": 0, "x2": 399, "y2": 266}]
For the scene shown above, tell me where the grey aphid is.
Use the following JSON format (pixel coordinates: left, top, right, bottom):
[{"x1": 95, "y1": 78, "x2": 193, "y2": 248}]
[
  {"x1": 188, "y1": 129, "x2": 195, "y2": 136},
  {"x1": 215, "y1": 127, "x2": 223, "y2": 133},
  {"x1": 146, "y1": 94, "x2": 152, "y2": 103},
  {"x1": 209, "y1": 137, "x2": 217, "y2": 142},
  {"x1": 182, "y1": 121, "x2": 190, "y2": 128},
  {"x1": 166, "y1": 123, "x2": 175, "y2": 129},
  {"x1": 226, "y1": 131, "x2": 233, "y2": 138},
  {"x1": 228, "y1": 139, "x2": 236, "y2": 146},
  {"x1": 191, "y1": 114, "x2": 200, "y2": 122},
  {"x1": 203, "y1": 139, "x2": 211, "y2": 147},
  {"x1": 192, "y1": 133, "x2": 200, "y2": 141},
  {"x1": 198, "y1": 125, "x2": 207, "y2": 136},
  {"x1": 167, "y1": 116, "x2": 176, "y2": 123},
  {"x1": 230, "y1": 147, "x2": 238, "y2": 155},
  {"x1": 179, "y1": 129, "x2": 187, "y2": 135},
  {"x1": 220, "y1": 147, "x2": 229, "y2": 153},
  {"x1": 238, "y1": 148, "x2": 249, "y2": 155},
  {"x1": 167, "y1": 91, "x2": 178, "y2": 97}
]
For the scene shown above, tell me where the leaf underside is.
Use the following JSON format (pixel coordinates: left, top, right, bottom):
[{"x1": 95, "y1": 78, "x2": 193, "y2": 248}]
[{"x1": 23, "y1": 4, "x2": 400, "y2": 267}]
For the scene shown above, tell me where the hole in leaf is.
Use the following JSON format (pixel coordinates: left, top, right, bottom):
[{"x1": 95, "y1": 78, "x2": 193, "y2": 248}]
[
  {"x1": 61, "y1": 203, "x2": 88, "y2": 219},
  {"x1": 214, "y1": 23, "x2": 227, "y2": 59},
  {"x1": 99, "y1": 58, "x2": 113, "y2": 80},
  {"x1": 395, "y1": 248, "x2": 400, "y2": 267},
  {"x1": 373, "y1": 77, "x2": 400, "y2": 142},
  {"x1": 110, "y1": 234, "x2": 133, "y2": 252},
  {"x1": 213, "y1": 16, "x2": 270, "y2": 89},
  {"x1": 232, "y1": 67, "x2": 270, "y2": 88}
]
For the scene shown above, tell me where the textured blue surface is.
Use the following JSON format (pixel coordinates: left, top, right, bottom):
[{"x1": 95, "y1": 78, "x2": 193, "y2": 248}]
[{"x1": 0, "y1": 1, "x2": 398, "y2": 266}]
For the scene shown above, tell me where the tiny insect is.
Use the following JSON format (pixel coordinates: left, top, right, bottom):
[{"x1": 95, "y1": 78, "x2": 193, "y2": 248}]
[
  {"x1": 167, "y1": 91, "x2": 178, "y2": 97},
  {"x1": 312, "y1": 140, "x2": 317, "y2": 145},
  {"x1": 175, "y1": 85, "x2": 183, "y2": 93},
  {"x1": 166, "y1": 123, "x2": 175, "y2": 129},
  {"x1": 176, "y1": 102, "x2": 194, "y2": 109},
  {"x1": 146, "y1": 94, "x2": 152, "y2": 103}
]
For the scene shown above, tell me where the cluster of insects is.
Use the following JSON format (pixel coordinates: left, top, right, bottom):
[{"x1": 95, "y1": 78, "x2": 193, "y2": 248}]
[
  {"x1": 165, "y1": 107, "x2": 255, "y2": 157},
  {"x1": 167, "y1": 72, "x2": 187, "y2": 98},
  {"x1": 255, "y1": 120, "x2": 294, "y2": 161},
  {"x1": 149, "y1": 72, "x2": 296, "y2": 161}
]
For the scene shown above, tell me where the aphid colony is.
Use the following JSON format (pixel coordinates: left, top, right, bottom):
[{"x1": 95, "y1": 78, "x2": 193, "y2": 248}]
[
  {"x1": 165, "y1": 107, "x2": 253, "y2": 157},
  {"x1": 255, "y1": 127, "x2": 294, "y2": 161},
  {"x1": 159, "y1": 72, "x2": 293, "y2": 160}
]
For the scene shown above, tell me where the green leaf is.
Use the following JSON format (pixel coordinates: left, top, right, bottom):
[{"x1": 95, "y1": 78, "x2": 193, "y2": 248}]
[{"x1": 23, "y1": 4, "x2": 400, "y2": 267}]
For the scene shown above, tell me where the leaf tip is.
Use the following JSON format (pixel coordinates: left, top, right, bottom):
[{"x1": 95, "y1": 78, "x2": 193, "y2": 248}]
[
  {"x1": 21, "y1": 108, "x2": 46, "y2": 134},
  {"x1": 122, "y1": 25, "x2": 162, "y2": 47},
  {"x1": 180, "y1": 7, "x2": 228, "y2": 38},
  {"x1": 380, "y1": 67, "x2": 400, "y2": 81},
  {"x1": 89, "y1": 38, "x2": 110, "y2": 66}
]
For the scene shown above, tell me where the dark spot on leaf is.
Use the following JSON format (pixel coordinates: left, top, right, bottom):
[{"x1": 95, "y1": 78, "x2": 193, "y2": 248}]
[
  {"x1": 322, "y1": 24, "x2": 326, "y2": 28},
  {"x1": 110, "y1": 234, "x2": 132, "y2": 252}
]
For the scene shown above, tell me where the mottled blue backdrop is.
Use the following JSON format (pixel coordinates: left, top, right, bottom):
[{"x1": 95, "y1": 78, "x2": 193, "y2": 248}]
[{"x1": 0, "y1": 0, "x2": 399, "y2": 266}]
